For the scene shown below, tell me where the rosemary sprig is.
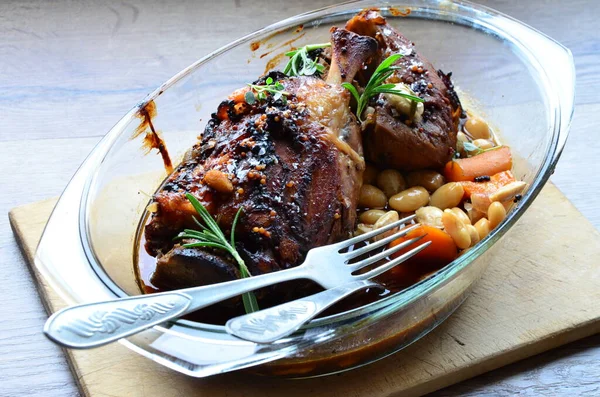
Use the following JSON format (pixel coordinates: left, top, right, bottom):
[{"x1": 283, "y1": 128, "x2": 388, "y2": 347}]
[
  {"x1": 245, "y1": 76, "x2": 289, "y2": 105},
  {"x1": 342, "y1": 53, "x2": 425, "y2": 123},
  {"x1": 176, "y1": 193, "x2": 259, "y2": 313},
  {"x1": 283, "y1": 43, "x2": 331, "y2": 77}
]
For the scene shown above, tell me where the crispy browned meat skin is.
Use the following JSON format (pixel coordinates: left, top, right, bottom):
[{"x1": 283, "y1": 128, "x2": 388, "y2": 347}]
[
  {"x1": 346, "y1": 9, "x2": 462, "y2": 170},
  {"x1": 145, "y1": 29, "x2": 377, "y2": 307}
]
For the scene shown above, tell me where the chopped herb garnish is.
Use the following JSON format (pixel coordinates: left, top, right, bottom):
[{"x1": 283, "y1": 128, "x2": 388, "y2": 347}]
[
  {"x1": 461, "y1": 141, "x2": 501, "y2": 157},
  {"x1": 342, "y1": 54, "x2": 424, "y2": 123},
  {"x1": 462, "y1": 141, "x2": 482, "y2": 155},
  {"x1": 244, "y1": 91, "x2": 257, "y2": 105},
  {"x1": 245, "y1": 76, "x2": 290, "y2": 104},
  {"x1": 176, "y1": 193, "x2": 259, "y2": 313},
  {"x1": 284, "y1": 43, "x2": 331, "y2": 77}
]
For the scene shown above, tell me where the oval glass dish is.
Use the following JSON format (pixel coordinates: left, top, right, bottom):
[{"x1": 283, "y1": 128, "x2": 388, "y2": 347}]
[{"x1": 35, "y1": 0, "x2": 574, "y2": 378}]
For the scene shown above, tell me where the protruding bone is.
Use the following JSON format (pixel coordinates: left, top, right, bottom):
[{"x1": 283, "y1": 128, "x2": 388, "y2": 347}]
[{"x1": 326, "y1": 27, "x2": 378, "y2": 85}]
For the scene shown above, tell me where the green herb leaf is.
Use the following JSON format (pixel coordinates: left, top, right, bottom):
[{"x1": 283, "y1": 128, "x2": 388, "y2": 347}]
[
  {"x1": 283, "y1": 43, "x2": 331, "y2": 77},
  {"x1": 230, "y1": 207, "x2": 243, "y2": 247},
  {"x1": 242, "y1": 289, "x2": 260, "y2": 313},
  {"x1": 244, "y1": 91, "x2": 256, "y2": 105},
  {"x1": 179, "y1": 241, "x2": 229, "y2": 250},
  {"x1": 245, "y1": 79, "x2": 290, "y2": 105},
  {"x1": 175, "y1": 194, "x2": 258, "y2": 313},
  {"x1": 462, "y1": 141, "x2": 481, "y2": 153},
  {"x1": 460, "y1": 141, "x2": 502, "y2": 158},
  {"x1": 341, "y1": 82, "x2": 360, "y2": 104},
  {"x1": 342, "y1": 53, "x2": 424, "y2": 123}
]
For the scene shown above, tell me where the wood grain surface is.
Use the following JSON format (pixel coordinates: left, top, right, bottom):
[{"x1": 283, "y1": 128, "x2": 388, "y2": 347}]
[
  {"x1": 9, "y1": 184, "x2": 600, "y2": 397},
  {"x1": 0, "y1": 0, "x2": 598, "y2": 396}
]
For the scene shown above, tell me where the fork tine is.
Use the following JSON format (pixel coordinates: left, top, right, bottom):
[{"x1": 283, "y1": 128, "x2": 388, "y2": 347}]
[
  {"x1": 348, "y1": 234, "x2": 426, "y2": 272},
  {"x1": 335, "y1": 214, "x2": 416, "y2": 250},
  {"x1": 344, "y1": 224, "x2": 420, "y2": 260},
  {"x1": 356, "y1": 240, "x2": 432, "y2": 280}
]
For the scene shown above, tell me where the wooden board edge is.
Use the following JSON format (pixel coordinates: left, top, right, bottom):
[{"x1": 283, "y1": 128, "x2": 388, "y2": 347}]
[
  {"x1": 9, "y1": 200, "x2": 93, "y2": 397},
  {"x1": 403, "y1": 319, "x2": 600, "y2": 397},
  {"x1": 9, "y1": 205, "x2": 53, "y2": 314},
  {"x1": 549, "y1": 183, "x2": 600, "y2": 233}
]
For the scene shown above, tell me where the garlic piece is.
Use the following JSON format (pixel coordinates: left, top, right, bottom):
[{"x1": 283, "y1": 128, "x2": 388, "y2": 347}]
[{"x1": 383, "y1": 83, "x2": 424, "y2": 121}]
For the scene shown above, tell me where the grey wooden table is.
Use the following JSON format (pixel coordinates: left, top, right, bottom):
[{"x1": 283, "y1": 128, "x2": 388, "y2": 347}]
[{"x1": 0, "y1": 1, "x2": 598, "y2": 396}]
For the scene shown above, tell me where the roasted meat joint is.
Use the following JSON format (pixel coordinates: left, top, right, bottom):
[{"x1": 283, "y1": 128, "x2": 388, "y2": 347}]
[{"x1": 136, "y1": 9, "x2": 525, "y2": 323}]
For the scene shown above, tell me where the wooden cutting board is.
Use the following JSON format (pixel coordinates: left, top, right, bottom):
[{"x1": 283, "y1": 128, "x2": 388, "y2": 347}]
[{"x1": 9, "y1": 183, "x2": 600, "y2": 397}]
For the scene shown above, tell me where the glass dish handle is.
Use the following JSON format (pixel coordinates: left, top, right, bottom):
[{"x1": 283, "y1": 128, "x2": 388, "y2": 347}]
[
  {"x1": 493, "y1": 15, "x2": 576, "y2": 163},
  {"x1": 533, "y1": 37, "x2": 575, "y2": 164}
]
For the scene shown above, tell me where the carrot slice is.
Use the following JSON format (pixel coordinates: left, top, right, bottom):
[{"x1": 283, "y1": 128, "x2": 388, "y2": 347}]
[
  {"x1": 228, "y1": 86, "x2": 249, "y2": 103},
  {"x1": 458, "y1": 170, "x2": 516, "y2": 199},
  {"x1": 382, "y1": 225, "x2": 458, "y2": 288},
  {"x1": 444, "y1": 146, "x2": 512, "y2": 182}
]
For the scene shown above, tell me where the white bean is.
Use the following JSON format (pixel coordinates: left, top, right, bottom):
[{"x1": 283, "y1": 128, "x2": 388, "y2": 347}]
[
  {"x1": 415, "y1": 206, "x2": 444, "y2": 228},
  {"x1": 489, "y1": 181, "x2": 527, "y2": 203},
  {"x1": 474, "y1": 218, "x2": 491, "y2": 239},
  {"x1": 389, "y1": 187, "x2": 430, "y2": 213},
  {"x1": 488, "y1": 202, "x2": 507, "y2": 229},
  {"x1": 472, "y1": 139, "x2": 494, "y2": 150},
  {"x1": 466, "y1": 224, "x2": 480, "y2": 246},
  {"x1": 442, "y1": 209, "x2": 471, "y2": 249},
  {"x1": 450, "y1": 207, "x2": 471, "y2": 225},
  {"x1": 376, "y1": 169, "x2": 407, "y2": 198},
  {"x1": 465, "y1": 116, "x2": 491, "y2": 139},
  {"x1": 354, "y1": 223, "x2": 373, "y2": 236},
  {"x1": 373, "y1": 211, "x2": 400, "y2": 241},
  {"x1": 406, "y1": 170, "x2": 445, "y2": 192},
  {"x1": 430, "y1": 182, "x2": 464, "y2": 210},
  {"x1": 359, "y1": 209, "x2": 386, "y2": 224},
  {"x1": 358, "y1": 184, "x2": 387, "y2": 209}
]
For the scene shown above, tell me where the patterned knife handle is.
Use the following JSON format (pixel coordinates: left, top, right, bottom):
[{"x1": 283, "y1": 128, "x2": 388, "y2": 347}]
[{"x1": 226, "y1": 280, "x2": 379, "y2": 344}]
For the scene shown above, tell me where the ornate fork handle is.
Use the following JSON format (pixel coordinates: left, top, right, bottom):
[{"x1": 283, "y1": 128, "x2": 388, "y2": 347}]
[{"x1": 226, "y1": 280, "x2": 379, "y2": 344}]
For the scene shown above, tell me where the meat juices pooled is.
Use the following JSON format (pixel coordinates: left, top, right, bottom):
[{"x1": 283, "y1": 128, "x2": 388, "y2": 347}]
[
  {"x1": 346, "y1": 9, "x2": 462, "y2": 170},
  {"x1": 143, "y1": 29, "x2": 377, "y2": 311}
]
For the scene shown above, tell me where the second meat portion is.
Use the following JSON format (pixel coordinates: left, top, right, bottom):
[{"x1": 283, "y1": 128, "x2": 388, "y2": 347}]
[{"x1": 346, "y1": 9, "x2": 462, "y2": 170}]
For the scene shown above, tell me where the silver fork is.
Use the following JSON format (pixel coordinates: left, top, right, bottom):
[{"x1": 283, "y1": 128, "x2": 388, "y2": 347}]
[
  {"x1": 44, "y1": 214, "x2": 427, "y2": 349},
  {"x1": 226, "y1": 222, "x2": 430, "y2": 343}
]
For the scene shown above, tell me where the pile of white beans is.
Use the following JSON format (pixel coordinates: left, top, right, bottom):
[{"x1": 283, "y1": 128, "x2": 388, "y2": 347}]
[{"x1": 355, "y1": 115, "x2": 516, "y2": 251}]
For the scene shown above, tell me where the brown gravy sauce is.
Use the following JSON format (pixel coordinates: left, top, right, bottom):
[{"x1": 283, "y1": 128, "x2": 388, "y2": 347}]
[
  {"x1": 132, "y1": 100, "x2": 173, "y2": 174},
  {"x1": 389, "y1": 6, "x2": 411, "y2": 17},
  {"x1": 259, "y1": 32, "x2": 306, "y2": 60}
]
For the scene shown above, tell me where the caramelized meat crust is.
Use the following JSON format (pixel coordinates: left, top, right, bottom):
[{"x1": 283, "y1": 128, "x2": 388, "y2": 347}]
[{"x1": 144, "y1": 30, "x2": 378, "y2": 308}]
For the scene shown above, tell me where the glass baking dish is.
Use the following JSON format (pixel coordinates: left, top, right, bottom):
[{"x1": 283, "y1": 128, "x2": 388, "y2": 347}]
[{"x1": 35, "y1": 0, "x2": 574, "y2": 378}]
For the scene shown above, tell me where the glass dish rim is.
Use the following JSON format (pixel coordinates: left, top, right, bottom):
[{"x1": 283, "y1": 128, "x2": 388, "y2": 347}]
[{"x1": 77, "y1": 0, "x2": 574, "y2": 333}]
